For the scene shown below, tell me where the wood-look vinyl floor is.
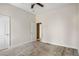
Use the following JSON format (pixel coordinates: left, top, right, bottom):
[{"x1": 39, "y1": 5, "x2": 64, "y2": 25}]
[{"x1": 0, "y1": 41, "x2": 78, "y2": 56}]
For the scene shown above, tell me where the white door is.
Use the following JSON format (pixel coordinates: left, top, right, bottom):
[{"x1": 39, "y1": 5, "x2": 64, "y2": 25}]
[{"x1": 0, "y1": 15, "x2": 10, "y2": 50}]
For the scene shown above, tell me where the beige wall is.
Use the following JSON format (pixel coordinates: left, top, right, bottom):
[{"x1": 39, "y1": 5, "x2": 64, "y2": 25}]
[
  {"x1": 77, "y1": 4, "x2": 79, "y2": 52},
  {"x1": 37, "y1": 4, "x2": 78, "y2": 49},
  {"x1": 0, "y1": 4, "x2": 36, "y2": 47}
]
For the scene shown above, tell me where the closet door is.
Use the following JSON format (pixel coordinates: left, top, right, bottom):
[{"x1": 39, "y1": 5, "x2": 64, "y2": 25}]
[{"x1": 0, "y1": 15, "x2": 10, "y2": 50}]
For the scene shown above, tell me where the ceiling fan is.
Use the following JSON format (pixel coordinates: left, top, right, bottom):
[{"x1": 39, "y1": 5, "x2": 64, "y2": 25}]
[{"x1": 31, "y1": 3, "x2": 44, "y2": 9}]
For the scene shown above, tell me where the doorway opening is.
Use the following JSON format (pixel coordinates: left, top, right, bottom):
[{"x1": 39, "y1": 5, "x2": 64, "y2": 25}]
[{"x1": 36, "y1": 22, "x2": 42, "y2": 41}]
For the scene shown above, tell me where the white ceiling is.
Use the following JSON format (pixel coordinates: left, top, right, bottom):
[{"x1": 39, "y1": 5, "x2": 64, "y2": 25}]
[{"x1": 10, "y1": 3, "x2": 72, "y2": 15}]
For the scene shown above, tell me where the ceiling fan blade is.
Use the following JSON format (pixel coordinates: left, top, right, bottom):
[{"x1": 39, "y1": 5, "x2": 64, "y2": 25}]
[
  {"x1": 36, "y1": 3, "x2": 44, "y2": 7},
  {"x1": 31, "y1": 3, "x2": 44, "y2": 9},
  {"x1": 31, "y1": 4, "x2": 35, "y2": 8}
]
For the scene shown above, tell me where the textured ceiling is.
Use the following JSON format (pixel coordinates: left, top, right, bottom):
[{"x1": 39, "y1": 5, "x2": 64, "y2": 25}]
[{"x1": 10, "y1": 3, "x2": 72, "y2": 15}]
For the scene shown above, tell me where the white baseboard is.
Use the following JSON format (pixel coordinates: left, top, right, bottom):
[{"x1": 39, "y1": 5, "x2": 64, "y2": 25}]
[
  {"x1": 41, "y1": 40, "x2": 77, "y2": 49},
  {"x1": 8, "y1": 40, "x2": 35, "y2": 49}
]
